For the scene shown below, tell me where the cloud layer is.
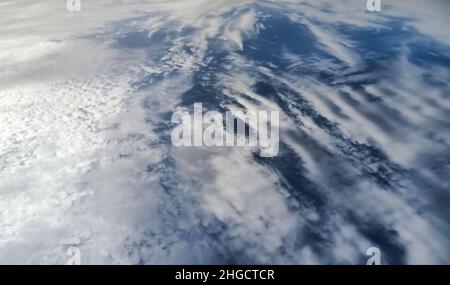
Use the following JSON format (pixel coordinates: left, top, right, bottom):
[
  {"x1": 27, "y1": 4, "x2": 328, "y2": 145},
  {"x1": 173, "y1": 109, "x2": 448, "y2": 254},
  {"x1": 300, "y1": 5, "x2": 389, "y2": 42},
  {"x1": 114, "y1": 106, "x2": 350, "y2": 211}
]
[{"x1": 0, "y1": 0, "x2": 449, "y2": 264}]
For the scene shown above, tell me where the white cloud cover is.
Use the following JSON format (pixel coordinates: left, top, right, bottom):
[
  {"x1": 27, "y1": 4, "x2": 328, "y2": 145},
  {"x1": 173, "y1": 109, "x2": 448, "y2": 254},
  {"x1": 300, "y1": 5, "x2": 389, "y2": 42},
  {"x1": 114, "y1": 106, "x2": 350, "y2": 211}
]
[{"x1": 0, "y1": 0, "x2": 449, "y2": 264}]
